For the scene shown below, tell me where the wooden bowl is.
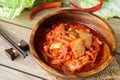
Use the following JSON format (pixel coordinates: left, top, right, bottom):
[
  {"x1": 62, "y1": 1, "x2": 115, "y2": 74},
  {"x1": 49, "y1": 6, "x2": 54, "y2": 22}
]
[{"x1": 30, "y1": 9, "x2": 117, "y2": 78}]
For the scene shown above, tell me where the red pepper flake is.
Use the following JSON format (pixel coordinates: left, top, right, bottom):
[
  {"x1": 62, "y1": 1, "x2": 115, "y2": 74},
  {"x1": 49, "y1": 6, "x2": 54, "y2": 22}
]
[
  {"x1": 29, "y1": 2, "x2": 62, "y2": 20},
  {"x1": 70, "y1": 0, "x2": 103, "y2": 12}
]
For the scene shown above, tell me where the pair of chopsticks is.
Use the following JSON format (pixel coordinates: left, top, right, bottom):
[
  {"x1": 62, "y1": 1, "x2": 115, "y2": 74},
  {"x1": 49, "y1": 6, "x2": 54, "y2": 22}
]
[{"x1": 0, "y1": 29, "x2": 28, "y2": 58}]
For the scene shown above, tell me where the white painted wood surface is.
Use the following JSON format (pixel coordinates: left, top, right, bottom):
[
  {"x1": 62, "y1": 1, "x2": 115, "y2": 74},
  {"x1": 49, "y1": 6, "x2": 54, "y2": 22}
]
[
  {"x1": 0, "y1": 6, "x2": 120, "y2": 80},
  {"x1": 0, "y1": 66, "x2": 44, "y2": 80}
]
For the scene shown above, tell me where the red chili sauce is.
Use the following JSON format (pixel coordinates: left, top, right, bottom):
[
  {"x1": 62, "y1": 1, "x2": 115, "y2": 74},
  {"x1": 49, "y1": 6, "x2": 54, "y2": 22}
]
[{"x1": 39, "y1": 22, "x2": 104, "y2": 73}]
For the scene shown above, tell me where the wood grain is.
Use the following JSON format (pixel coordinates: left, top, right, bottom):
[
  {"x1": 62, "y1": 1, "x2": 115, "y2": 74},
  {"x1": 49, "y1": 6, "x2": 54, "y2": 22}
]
[
  {"x1": 0, "y1": 65, "x2": 44, "y2": 80},
  {"x1": 0, "y1": 7, "x2": 120, "y2": 80},
  {"x1": 108, "y1": 19, "x2": 120, "y2": 53},
  {"x1": 30, "y1": 10, "x2": 118, "y2": 78},
  {"x1": 0, "y1": 8, "x2": 64, "y2": 29},
  {"x1": 0, "y1": 21, "x2": 54, "y2": 80}
]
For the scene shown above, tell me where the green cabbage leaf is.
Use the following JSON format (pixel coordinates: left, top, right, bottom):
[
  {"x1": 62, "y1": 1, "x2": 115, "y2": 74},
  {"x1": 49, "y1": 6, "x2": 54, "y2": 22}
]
[
  {"x1": 0, "y1": 0, "x2": 35, "y2": 19},
  {"x1": 79, "y1": 0, "x2": 120, "y2": 19}
]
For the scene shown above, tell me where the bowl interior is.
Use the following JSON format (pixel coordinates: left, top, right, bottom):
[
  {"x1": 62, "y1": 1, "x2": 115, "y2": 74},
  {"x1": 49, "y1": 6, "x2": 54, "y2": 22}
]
[{"x1": 30, "y1": 9, "x2": 117, "y2": 78}]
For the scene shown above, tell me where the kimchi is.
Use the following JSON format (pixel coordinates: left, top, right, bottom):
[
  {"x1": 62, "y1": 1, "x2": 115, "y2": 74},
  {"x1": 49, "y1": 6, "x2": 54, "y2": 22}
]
[{"x1": 39, "y1": 22, "x2": 104, "y2": 73}]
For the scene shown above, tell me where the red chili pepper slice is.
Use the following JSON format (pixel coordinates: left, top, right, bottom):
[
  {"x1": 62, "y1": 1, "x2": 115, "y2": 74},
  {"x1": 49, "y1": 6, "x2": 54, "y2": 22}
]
[
  {"x1": 70, "y1": 0, "x2": 103, "y2": 12},
  {"x1": 30, "y1": 2, "x2": 62, "y2": 20}
]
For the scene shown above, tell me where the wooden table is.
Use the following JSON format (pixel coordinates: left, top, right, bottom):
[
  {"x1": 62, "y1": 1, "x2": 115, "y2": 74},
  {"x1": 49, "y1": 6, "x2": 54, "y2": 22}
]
[{"x1": 0, "y1": 7, "x2": 120, "y2": 80}]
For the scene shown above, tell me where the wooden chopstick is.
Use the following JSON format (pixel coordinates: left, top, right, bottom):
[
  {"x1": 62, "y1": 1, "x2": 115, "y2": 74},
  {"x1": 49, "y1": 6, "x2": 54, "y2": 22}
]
[{"x1": 0, "y1": 29, "x2": 28, "y2": 58}]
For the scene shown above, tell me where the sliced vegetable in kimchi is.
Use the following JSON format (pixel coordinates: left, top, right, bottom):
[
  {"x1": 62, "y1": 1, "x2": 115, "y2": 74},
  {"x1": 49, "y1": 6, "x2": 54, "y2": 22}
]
[{"x1": 39, "y1": 22, "x2": 104, "y2": 73}]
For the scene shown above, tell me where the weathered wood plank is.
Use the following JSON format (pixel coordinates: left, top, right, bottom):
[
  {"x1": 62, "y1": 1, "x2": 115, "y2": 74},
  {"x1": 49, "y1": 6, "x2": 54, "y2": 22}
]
[
  {"x1": 0, "y1": 65, "x2": 44, "y2": 80},
  {"x1": 0, "y1": 17, "x2": 120, "y2": 80},
  {"x1": 0, "y1": 7, "x2": 119, "y2": 30},
  {"x1": 0, "y1": 6, "x2": 120, "y2": 80},
  {"x1": 0, "y1": 8, "x2": 64, "y2": 29},
  {"x1": 108, "y1": 19, "x2": 120, "y2": 53},
  {"x1": 0, "y1": 21, "x2": 54, "y2": 80}
]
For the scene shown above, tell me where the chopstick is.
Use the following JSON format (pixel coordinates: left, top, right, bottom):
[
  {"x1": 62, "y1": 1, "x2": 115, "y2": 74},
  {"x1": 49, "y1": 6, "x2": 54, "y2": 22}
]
[
  {"x1": 0, "y1": 64, "x2": 47, "y2": 80},
  {"x1": 0, "y1": 29, "x2": 28, "y2": 58}
]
